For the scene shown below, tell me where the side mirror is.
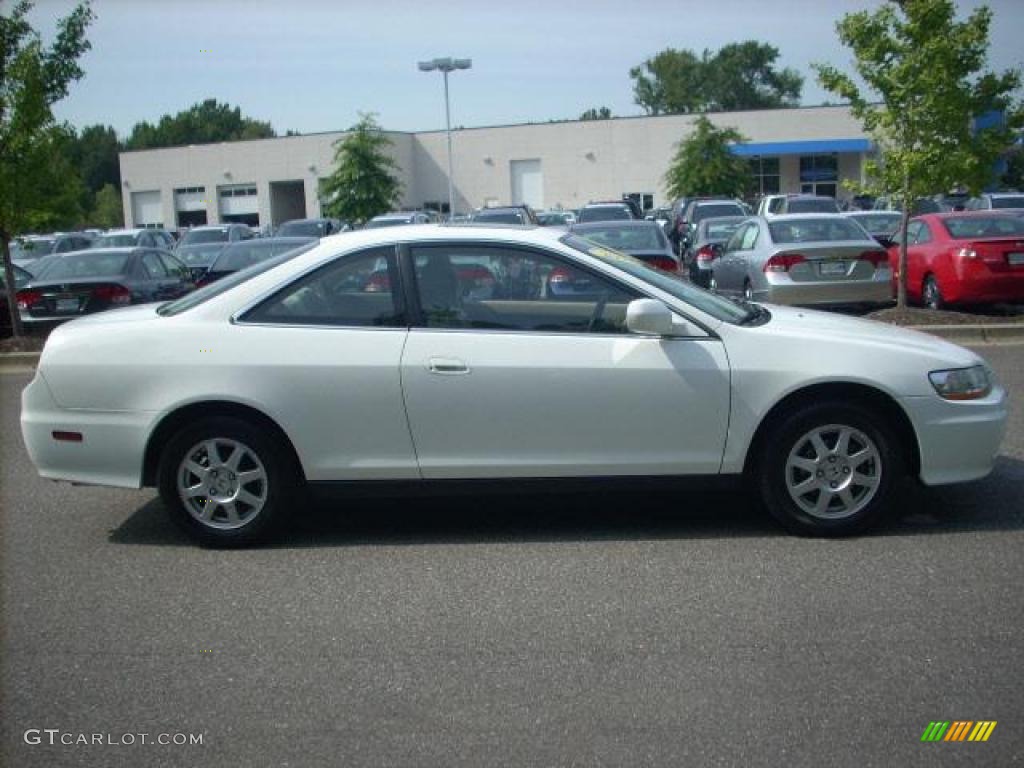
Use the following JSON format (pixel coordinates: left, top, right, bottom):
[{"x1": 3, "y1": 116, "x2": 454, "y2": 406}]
[{"x1": 625, "y1": 299, "x2": 675, "y2": 336}]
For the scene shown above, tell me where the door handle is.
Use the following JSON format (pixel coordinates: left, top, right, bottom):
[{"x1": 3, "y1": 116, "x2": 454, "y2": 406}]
[{"x1": 427, "y1": 357, "x2": 470, "y2": 375}]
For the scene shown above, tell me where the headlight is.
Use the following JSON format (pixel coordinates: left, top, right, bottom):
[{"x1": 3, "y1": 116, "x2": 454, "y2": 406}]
[{"x1": 928, "y1": 365, "x2": 992, "y2": 401}]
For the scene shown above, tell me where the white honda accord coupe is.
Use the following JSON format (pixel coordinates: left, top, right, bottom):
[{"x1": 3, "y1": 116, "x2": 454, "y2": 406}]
[{"x1": 21, "y1": 225, "x2": 1007, "y2": 545}]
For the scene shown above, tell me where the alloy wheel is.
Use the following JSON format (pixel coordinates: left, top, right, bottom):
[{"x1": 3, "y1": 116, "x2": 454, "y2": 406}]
[
  {"x1": 784, "y1": 424, "x2": 882, "y2": 520},
  {"x1": 177, "y1": 437, "x2": 269, "y2": 529}
]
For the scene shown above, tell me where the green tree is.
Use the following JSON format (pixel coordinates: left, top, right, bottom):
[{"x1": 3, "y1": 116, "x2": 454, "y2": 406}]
[
  {"x1": 319, "y1": 114, "x2": 402, "y2": 225},
  {"x1": 1001, "y1": 144, "x2": 1024, "y2": 189},
  {"x1": 631, "y1": 42, "x2": 803, "y2": 115},
  {"x1": 90, "y1": 183, "x2": 123, "y2": 229},
  {"x1": 1, "y1": 0, "x2": 94, "y2": 337},
  {"x1": 664, "y1": 116, "x2": 749, "y2": 199},
  {"x1": 579, "y1": 106, "x2": 612, "y2": 121},
  {"x1": 124, "y1": 98, "x2": 274, "y2": 150},
  {"x1": 67, "y1": 123, "x2": 120, "y2": 192},
  {"x1": 814, "y1": 0, "x2": 1022, "y2": 308}
]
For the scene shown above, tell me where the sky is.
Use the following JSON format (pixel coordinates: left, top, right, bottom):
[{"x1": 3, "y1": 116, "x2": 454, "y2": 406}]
[{"x1": 27, "y1": 0, "x2": 1024, "y2": 139}]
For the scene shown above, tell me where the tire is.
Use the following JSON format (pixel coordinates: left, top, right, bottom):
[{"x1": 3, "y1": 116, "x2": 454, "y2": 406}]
[
  {"x1": 922, "y1": 275, "x2": 945, "y2": 310},
  {"x1": 743, "y1": 280, "x2": 754, "y2": 302},
  {"x1": 158, "y1": 416, "x2": 298, "y2": 547},
  {"x1": 755, "y1": 401, "x2": 900, "y2": 537},
  {"x1": 708, "y1": 276, "x2": 718, "y2": 293}
]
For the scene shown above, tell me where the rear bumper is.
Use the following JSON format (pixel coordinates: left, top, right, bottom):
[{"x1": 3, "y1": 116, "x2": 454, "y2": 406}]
[
  {"x1": 756, "y1": 274, "x2": 894, "y2": 307},
  {"x1": 947, "y1": 266, "x2": 1024, "y2": 304},
  {"x1": 899, "y1": 387, "x2": 1008, "y2": 485},
  {"x1": 20, "y1": 372, "x2": 152, "y2": 488}
]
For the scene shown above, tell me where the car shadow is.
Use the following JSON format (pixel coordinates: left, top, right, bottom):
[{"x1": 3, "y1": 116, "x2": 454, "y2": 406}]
[{"x1": 108, "y1": 456, "x2": 1024, "y2": 548}]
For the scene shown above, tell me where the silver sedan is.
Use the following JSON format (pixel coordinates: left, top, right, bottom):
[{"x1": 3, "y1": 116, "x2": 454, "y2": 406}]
[{"x1": 710, "y1": 215, "x2": 893, "y2": 307}]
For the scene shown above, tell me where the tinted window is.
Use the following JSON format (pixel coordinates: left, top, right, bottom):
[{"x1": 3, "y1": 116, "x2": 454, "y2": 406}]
[
  {"x1": 180, "y1": 228, "x2": 230, "y2": 245},
  {"x1": 213, "y1": 241, "x2": 316, "y2": 272},
  {"x1": 36, "y1": 252, "x2": 130, "y2": 279},
  {"x1": 786, "y1": 198, "x2": 840, "y2": 214},
  {"x1": 768, "y1": 218, "x2": 869, "y2": 243},
  {"x1": 942, "y1": 216, "x2": 1024, "y2": 238},
  {"x1": 277, "y1": 220, "x2": 326, "y2": 237},
  {"x1": 411, "y1": 244, "x2": 638, "y2": 334},
  {"x1": 140, "y1": 251, "x2": 168, "y2": 278},
  {"x1": 242, "y1": 247, "x2": 403, "y2": 327},
  {"x1": 158, "y1": 252, "x2": 191, "y2": 279},
  {"x1": 364, "y1": 217, "x2": 410, "y2": 229},
  {"x1": 575, "y1": 225, "x2": 665, "y2": 251},
  {"x1": 692, "y1": 203, "x2": 745, "y2": 223},
  {"x1": 991, "y1": 196, "x2": 1024, "y2": 210},
  {"x1": 158, "y1": 251, "x2": 298, "y2": 316},
  {"x1": 472, "y1": 210, "x2": 525, "y2": 225},
  {"x1": 578, "y1": 206, "x2": 631, "y2": 223}
]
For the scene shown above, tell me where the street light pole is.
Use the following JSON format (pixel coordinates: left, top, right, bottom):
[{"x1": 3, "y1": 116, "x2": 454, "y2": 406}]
[{"x1": 418, "y1": 57, "x2": 471, "y2": 218}]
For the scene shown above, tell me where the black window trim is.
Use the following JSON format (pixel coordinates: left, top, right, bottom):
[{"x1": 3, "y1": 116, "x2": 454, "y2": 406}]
[{"x1": 233, "y1": 244, "x2": 407, "y2": 330}]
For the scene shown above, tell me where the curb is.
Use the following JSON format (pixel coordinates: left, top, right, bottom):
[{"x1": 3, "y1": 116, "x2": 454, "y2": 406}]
[{"x1": 0, "y1": 352, "x2": 40, "y2": 371}]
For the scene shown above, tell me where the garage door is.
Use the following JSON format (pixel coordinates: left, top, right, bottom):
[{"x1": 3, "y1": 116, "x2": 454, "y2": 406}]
[
  {"x1": 511, "y1": 159, "x2": 543, "y2": 209},
  {"x1": 131, "y1": 191, "x2": 162, "y2": 227}
]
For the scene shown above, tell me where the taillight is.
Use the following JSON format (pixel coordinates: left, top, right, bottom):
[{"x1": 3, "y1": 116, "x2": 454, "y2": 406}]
[
  {"x1": 93, "y1": 284, "x2": 131, "y2": 305},
  {"x1": 957, "y1": 247, "x2": 978, "y2": 260},
  {"x1": 696, "y1": 245, "x2": 717, "y2": 263},
  {"x1": 365, "y1": 271, "x2": 391, "y2": 292},
  {"x1": 858, "y1": 250, "x2": 889, "y2": 268},
  {"x1": 763, "y1": 254, "x2": 806, "y2": 272},
  {"x1": 647, "y1": 257, "x2": 678, "y2": 272},
  {"x1": 549, "y1": 267, "x2": 572, "y2": 284},
  {"x1": 16, "y1": 289, "x2": 42, "y2": 310}
]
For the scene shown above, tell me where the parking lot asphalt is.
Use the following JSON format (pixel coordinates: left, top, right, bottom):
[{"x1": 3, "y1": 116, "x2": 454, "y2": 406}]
[{"x1": 2, "y1": 344, "x2": 1022, "y2": 768}]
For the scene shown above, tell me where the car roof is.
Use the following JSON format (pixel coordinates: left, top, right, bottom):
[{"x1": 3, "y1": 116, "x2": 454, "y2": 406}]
[{"x1": 572, "y1": 220, "x2": 657, "y2": 229}]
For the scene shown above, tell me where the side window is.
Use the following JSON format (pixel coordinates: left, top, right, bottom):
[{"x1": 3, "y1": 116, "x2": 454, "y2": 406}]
[
  {"x1": 159, "y1": 252, "x2": 189, "y2": 279},
  {"x1": 242, "y1": 247, "x2": 403, "y2": 327},
  {"x1": 906, "y1": 221, "x2": 923, "y2": 245},
  {"x1": 724, "y1": 225, "x2": 747, "y2": 253},
  {"x1": 740, "y1": 224, "x2": 759, "y2": 250},
  {"x1": 56, "y1": 238, "x2": 73, "y2": 253},
  {"x1": 410, "y1": 245, "x2": 640, "y2": 334},
  {"x1": 140, "y1": 251, "x2": 168, "y2": 278},
  {"x1": 769, "y1": 197, "x2": 785, "y2": 214},
  {"x1": 916, "y1": 222, "x2": 932, "y2": 244}
]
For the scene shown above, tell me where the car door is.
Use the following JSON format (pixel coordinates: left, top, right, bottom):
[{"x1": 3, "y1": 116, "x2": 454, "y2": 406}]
[
  {"x1": 233, "y1": 245, "x2": 417, "y2": 480},
  {"x1": 715, "y1": 224, "x2": 751, "y2": 293},
  {"x1": 902, "y1": 220, "x2": 930, "y2": 302},
  {"x1": 157, "y1": 252, "x2": 195, "y2": 297},
  {"x1": 137, "y1": 250, "x2": 183, "y2": 301},
  {"x1": 399, "y1": 242, "x2": 731, "y2": 479}
]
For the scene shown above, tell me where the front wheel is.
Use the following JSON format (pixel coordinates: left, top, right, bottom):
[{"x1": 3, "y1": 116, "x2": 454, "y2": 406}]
[
  {"x1": 158, "y1": 416, "x2": 298, "y2": 546},
  {"x1": 755, "y1": 402, "x2": 900, "y2": 536}
]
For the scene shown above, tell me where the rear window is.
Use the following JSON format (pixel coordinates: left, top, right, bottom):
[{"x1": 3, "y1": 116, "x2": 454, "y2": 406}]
[
  {"x1": 991, "y1": 196, "x2": 1024, "y2": 210},
  {"x1": 95, "y1": 234, "x2": 137, "y2": 247},
  {"x1": 177, "y1": 245, "x2": 226, "y2": 266},
  {"x1": 578, "y1": 206, "x2": 631, "y2": 222},
  {"x1": 12, "y1": 239, "x2": 56, "y2": 258},
  {"x1": 473, "y1": 210, "x2": 525, "y2": 225},
  {"x1": 692, "y1": 203, "x2": 745, "y2": 222},
  {"x1": 35, "y1": 251, "x2": 129, "y2": 279},
  {"x1": 576, "y1": 226, "x2": 665, "y2": 251},
  {"x1": 942, "y1": 216, "x2": 1024, "y2": 239},
  {"x1": 364, "y1": 218, "x2": 409, "y2": 229},
  {"x1": 786, "y1": 198, "x2": 840, "y2": 214},
  {"x1": 768, "y1": 218, "x2": 868, "y2": 243},
  {"x1": 180, "y1": 228, "x2": 230, "y2": 245},
  {"x1": 703, "y1": 220, "x2": 744, "y2": 240},
  {"x1": 277, "y1": 221, "x2": 326, "y2": 237},
  {"x1": 212, "y1": 241, "x2": 316, "y2": 272}
]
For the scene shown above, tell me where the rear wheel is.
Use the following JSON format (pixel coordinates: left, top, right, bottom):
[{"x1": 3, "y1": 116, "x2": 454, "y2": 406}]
[
  {"x1": 709, "y1": 276, "x2": 718, "y2": 292},
  {"x1": 756, "y1": 402, "x2": 900, "y2": 536},
  {"x1": 922, "y1": 275, "x2": 945, "y2": 310},
  {"x1": 158, "y1": 416, "x2": 297, "y2": 546},
  {"x1": 743, "y1": 280, "x2": 754, "y2": 302}
]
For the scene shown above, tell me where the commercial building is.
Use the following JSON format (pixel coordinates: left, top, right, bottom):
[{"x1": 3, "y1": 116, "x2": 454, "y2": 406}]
[{"x1": 118, "y1": 104, "x2": 872, "y2": 229}]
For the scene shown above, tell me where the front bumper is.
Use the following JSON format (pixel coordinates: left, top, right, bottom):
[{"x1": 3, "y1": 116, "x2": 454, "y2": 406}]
[
  {"x1": 20, "y1": 371, "x2": 153, "y2": 488},
  {"x1": 899, "y1": 386, "x2": 1008, "y2": 485}
]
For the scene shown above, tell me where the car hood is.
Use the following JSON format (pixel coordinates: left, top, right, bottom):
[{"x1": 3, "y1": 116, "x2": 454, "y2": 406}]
[{"x1": 752, "y1": 303, "x2": 980, "y2": 368}]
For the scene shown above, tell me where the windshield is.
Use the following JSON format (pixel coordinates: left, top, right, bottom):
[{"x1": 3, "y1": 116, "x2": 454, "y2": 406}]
[
  {"x1": 158, "y1": 250, "x2": 299, "y2": 316},
  {"x1": 991, "y1": 196, "x2": 1024, "y2": 210},
  {"x1": 364, "y1": 217, "x2": 409, "y2": 229},
  {"x1": 473, "y1": 211, "x2": 525, "y2": 225},
  {"x1": 769, "y1": 218, "x2": 869, "y2": 243},
  {"x1": 211, "y1": 240, "x2": 316, "y2": 272},
  {"x1": 786, "y1": 198, "x2": 839, "y2": 214},
  {"x1": 943, "y1": 216, "x2": 1024, "y2": 238},
  {"x1": 576, "y1": 225, "x2": 666, "y2": 251},
  {"x1": 180, "y1": 228, "x2": 230, "y2": 245},
  {"x1": 176, "y1": 244, "x2": 226, "y2": 265},
  {"x1": 34, "y1": 251, "x2": 129, "y2": 280},
  {"x1": 277, "y1": 221, "x2": 327, "y2": 237},
  {"x1": 95, "y1": 234, "x2": 138, "y2": 247},
  {"x1": 561, "y1": 234, "x2": 749, "y2": 324},
  {"x1": 11, "y1": 238, "x2": 56, "y2": 258}
]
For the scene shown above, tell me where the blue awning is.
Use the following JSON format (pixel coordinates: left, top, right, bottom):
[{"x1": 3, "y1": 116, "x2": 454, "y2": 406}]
[{"x1": 730, "y1": 139, "x2": 872, "y2": 156}]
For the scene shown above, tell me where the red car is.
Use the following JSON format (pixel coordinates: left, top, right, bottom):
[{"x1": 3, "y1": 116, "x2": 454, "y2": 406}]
[{"x1": 888, "y1": 211, "x2": 1024, "y2": 308}]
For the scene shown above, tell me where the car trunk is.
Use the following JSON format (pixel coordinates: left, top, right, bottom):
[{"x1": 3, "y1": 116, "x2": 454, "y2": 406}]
[
  {"x1": 770, "y1": 243, "x2": 886, "y2": 282},
  {"x1": 18, "y1": 279, "x2": 132, "y2": 318},
  {"x1": 958, "y1": 237, "x2": 1024, "y2": 272}
]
